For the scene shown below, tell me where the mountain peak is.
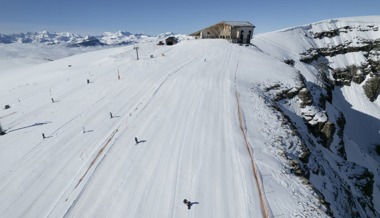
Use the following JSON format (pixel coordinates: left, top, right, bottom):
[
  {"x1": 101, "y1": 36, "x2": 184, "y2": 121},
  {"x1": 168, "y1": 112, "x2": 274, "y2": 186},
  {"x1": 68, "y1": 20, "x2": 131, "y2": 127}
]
[{"x1": 0, "y1": 30, "x2": 189, "y2": 46}]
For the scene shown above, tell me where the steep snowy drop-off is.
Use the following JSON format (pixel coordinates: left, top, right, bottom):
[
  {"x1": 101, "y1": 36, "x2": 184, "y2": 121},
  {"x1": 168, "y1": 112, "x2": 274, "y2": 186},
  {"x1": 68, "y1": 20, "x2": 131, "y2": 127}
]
[
  {"x1": 250, "y1": 16, "x2": 380, "y2": 217},
  {"x1": 0, "y1": 16, "x2": 379, "y2": 218}
]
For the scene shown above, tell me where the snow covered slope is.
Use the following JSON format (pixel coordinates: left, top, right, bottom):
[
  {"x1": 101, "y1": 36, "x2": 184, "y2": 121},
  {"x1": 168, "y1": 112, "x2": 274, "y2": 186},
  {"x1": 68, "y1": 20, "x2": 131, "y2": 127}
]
[
  {"x1": 0, "y1": 39, "x2": 325, "y2": 217},
  {"x1": 0, "y1": 16, "x2": 379, "y2": 218}
]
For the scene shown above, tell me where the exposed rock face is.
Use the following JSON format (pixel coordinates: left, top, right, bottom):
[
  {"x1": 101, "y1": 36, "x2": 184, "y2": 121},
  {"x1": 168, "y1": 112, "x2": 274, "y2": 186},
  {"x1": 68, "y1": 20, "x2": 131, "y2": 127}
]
[
  {"x1": 309, "y1": 24, "x2": 379, "y2": 39},
  {"x1": 71, "y1": 36, "x2": 106, "y2": 47},
  {"x1": 299, "y1": 23, "x2": 380, "y2": 101},
  {"x1": 295, "y1": 21, "x2": 379, "y2": 217},
  {"x1": 283, "y1": 58, "x2": 295, "y2": 66},
  {"x1": 320, "y1": 122, "x2": 335, "y2": 147},
  {"x1": 264, "y1": 74, "x2": 378, "y2": 217},
  {"x1": 259, "y1": 20, "x2": 380, "y2": 217},
  {"x1": 363, "y1": 75, "x2": 380, "y2": 101},
  {"x1": 298, "y1": 88, "x2": 313, "y2": 108},
  {"x1": 335, "y1": 112, "x2": 347, "y2": 160},
  {"x1": 331, "y1": 64, "x2": 370, "y2": 86}
]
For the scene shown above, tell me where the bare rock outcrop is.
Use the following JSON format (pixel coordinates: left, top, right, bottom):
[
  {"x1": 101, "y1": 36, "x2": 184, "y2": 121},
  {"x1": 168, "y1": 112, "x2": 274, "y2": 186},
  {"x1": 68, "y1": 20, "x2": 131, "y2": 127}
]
[{"x1": 363, "y1": 75, "x2": 380, "y2": 101}]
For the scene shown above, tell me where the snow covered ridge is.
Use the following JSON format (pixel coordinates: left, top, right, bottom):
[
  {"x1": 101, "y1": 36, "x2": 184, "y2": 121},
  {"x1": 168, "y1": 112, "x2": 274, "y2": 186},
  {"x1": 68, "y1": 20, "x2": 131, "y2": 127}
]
[
  {"x1": 252, "y1": 16, "x2": 380, "y2": 217},
  {"x1": 0, "y1": 30, "x2": 190, "y2": 46},
  {"x1": 298, "y1": 17, "x2": 380, "y2": 101}
]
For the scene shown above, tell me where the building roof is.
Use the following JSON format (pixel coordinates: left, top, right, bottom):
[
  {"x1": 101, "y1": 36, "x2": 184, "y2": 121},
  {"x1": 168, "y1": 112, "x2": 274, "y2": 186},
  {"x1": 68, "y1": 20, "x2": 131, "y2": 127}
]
[
  {"x1": 221, "y1": 21, "x2": 254, "y2": 27},
  {"x1": 165, "y1": 36, "x2": 178, "y2": 41},
  {"x1": 189, "y1": 21, "x2": 255, "y2": 36}
]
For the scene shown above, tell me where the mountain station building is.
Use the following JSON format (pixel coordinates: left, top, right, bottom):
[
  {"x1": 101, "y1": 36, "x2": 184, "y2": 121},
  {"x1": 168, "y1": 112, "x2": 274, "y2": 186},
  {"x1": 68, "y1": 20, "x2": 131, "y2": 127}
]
[{"x1": 190, "y1": 21, "x2": 255, "y2": 44}]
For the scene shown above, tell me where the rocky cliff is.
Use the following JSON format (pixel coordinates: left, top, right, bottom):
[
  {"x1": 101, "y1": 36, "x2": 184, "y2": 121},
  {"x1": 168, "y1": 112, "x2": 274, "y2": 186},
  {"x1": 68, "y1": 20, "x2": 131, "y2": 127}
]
[
  {"x1": 300, "y1": 20, "x2": 380, "y2": 101},
  {"x1": 252, "y1": 16, "x2": 380, "y2": 217}
]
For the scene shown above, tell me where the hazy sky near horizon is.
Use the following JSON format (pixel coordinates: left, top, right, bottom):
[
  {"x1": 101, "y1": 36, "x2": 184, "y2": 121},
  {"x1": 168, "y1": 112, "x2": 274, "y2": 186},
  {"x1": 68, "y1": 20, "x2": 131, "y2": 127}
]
[{"x1": 0, "y1": 0, "x2": 379, "y2": 35}]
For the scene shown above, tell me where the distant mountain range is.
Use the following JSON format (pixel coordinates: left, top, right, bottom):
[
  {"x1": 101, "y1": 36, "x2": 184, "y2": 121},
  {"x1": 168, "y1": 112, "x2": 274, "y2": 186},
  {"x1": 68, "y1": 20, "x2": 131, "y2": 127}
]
[{"x1": 0, "y1": 31, "x2": 188, "y2": 46}]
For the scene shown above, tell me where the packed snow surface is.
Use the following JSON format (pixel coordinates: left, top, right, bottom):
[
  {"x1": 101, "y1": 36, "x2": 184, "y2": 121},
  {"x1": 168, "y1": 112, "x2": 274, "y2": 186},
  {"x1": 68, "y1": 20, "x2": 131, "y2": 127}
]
[
  {"x1": 1, "y1": 16, "x2": 380, "y2": 218},
  {"x1": 0, "y1": 39, "x2": 327, "y2": 217}
]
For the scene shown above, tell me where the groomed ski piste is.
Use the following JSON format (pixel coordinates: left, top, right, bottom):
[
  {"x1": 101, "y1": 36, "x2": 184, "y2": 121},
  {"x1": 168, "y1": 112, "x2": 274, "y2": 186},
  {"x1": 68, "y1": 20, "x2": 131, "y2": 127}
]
[
  {"x1": 1, "y1": 16, "x2": 380, "y2": 218},
  {"x1": 0, "y1": 39, "x2": 322, "y2": 218}
]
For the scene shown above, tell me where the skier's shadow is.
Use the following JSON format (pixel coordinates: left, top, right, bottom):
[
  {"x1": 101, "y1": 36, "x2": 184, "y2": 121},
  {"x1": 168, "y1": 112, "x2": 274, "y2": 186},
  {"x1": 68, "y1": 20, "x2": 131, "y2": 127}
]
[
  {"x1": 189, "y1": 202, "x2": 199, "y2": 208},
  {"x1": 135, "y1": 137, "x2": 147, "y2": 145},
  {"x1": 7, "y1": 121, "x2": 51, "y2": 133},
  {"x1": 135, "y1": 140, "x2": 147, "y2": 145}
]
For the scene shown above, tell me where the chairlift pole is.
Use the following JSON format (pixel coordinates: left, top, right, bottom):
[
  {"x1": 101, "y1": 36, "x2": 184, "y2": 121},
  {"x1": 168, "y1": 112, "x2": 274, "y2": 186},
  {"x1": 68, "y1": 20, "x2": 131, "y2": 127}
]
[{"x1": 133, "y1": 45, "x2": 139, "y2": 60}]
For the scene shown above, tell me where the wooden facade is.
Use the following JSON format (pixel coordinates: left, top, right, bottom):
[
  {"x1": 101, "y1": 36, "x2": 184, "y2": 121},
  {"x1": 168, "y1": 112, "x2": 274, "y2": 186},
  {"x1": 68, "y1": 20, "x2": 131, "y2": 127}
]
[{"x1": 190, "y1": 21, "x2": 255, "y2": 44}]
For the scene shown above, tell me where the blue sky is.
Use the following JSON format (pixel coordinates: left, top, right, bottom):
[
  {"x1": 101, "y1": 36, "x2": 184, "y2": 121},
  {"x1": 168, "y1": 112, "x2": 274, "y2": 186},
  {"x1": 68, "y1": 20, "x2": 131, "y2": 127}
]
[{"x1": 0, "y1": 0, "x2": 379, "y2": 35}]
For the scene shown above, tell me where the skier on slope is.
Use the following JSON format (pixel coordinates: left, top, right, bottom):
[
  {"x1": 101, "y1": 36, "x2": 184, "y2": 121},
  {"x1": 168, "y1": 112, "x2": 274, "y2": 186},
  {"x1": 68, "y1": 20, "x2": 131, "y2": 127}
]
[{"x1": 183, "y1": 199, "x2": 199, "y2": 210}]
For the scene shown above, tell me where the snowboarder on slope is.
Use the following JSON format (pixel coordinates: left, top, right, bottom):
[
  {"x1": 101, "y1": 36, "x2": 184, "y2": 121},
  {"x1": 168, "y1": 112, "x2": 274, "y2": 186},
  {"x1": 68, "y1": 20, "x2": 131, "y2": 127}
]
[{"x1": 135, "y1": 137, "x2": 139, "y2": 144}]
